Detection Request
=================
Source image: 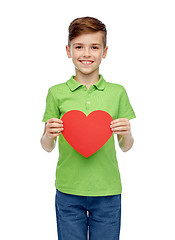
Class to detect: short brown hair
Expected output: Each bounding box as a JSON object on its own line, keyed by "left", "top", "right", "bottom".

{"left": 68, "top": 16, "right": 107, "bottom": 48}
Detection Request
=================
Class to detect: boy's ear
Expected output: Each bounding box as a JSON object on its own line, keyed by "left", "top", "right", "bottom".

{"left": 102, "top": 46, "right": 108, "bottom": 59}
{"left": 66, "top": 45, "right": 72, "bottom": 58}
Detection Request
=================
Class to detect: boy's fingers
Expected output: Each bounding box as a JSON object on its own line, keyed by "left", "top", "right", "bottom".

{"left": 111, "top": 118, "right": 128, "bottom": 124}
{"left": 49, "top": 128, "right": 63, "bottom": 133}
{"left": 114, "top": 126, "right": 130, "bottom": 131}
{"left": 48, "top": 122, "right": 63, "bottom": 128}
{"left": 118, "top": 118, "right": 129, "bottom": 121}
{"left": 111, "top": 122, "right": 127, "bottom": 127}
{"left": 47, "top": 118, "right": 63, "bottom": 123}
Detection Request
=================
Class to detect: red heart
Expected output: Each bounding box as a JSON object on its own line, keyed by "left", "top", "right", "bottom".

{"left": 61, "top": 110, "right": 113, "bottom": 158}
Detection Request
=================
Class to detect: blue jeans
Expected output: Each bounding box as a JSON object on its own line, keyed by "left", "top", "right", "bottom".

{"left": 55, "top": 189, "right": 121, "bottom": 240}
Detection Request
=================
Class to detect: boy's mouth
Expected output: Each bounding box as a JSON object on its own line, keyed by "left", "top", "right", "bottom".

{"left": 79, "top": 60, "right": 94, "bottom": 65}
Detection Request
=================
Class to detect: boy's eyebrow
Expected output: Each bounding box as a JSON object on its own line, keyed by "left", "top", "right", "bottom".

{"left": 73, "top": 43, "right": 102, "bottom": 46}
{"left": 72, "top": 43, "right": 83, "bottom": 46}
{"left": 91, "top": 43, "right": 101, "bottom": 46}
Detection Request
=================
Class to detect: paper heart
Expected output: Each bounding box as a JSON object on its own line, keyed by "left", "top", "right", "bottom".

{"left": 61, "top": 110, "right": 113, "bottom": 158}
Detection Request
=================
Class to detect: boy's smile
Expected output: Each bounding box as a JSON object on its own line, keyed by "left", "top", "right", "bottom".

{"left": 66, "top": 32, "right": 108, "bottom": 77}
{"left": 79, "top": 60, "right": 94, "bottom": 65}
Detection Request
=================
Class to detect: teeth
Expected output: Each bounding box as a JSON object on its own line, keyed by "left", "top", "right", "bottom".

{"left": 81, "top": 61, "right": 93, "bottom": 64}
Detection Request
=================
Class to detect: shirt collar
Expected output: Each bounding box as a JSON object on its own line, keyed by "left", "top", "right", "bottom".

{"left": 66, "top": 74, "right": 106, "bottom": 92}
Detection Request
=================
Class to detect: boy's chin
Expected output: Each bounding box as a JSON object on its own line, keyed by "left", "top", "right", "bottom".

{"left": 75, "top": 67, "right": 99, "bottom": 76}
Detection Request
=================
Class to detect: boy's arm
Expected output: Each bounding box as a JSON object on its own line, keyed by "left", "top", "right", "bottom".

{"left": 111, "top": 118, "right": 134, "bottom": 152}
{"left": 40, "top": 118, "right": 63, "bottom": 152}
{"left": 40, "top": 124, "right": 57, "bottom": 152}
{"left": 117, "top": 132, "right": 134, "bottom": 152}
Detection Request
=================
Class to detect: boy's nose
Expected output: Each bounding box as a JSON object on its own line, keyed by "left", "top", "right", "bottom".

{"left": 83, "top": 48, "right": 91, "bottom": 57}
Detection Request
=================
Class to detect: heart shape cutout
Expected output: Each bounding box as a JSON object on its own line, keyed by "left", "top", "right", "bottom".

{"left": 61, "top": 110, "right": 113, "bottom": 158}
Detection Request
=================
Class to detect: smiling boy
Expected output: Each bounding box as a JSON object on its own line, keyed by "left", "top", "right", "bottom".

{"left": 66, "top": 31, "right": 108, "bottom": 90}
{"left": 41, "top": 17, "right": 136, "bottom": 240}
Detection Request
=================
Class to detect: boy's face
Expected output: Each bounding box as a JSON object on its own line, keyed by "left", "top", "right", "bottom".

{"left": 66, "top": 32, "right": 108, "bottom": 76}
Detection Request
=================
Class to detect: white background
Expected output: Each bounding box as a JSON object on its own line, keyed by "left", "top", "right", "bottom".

{"left": 0, "top": 0, "right": 175, "bottom": 239}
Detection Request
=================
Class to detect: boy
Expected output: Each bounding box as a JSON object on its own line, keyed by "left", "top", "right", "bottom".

{"left": 41, "top": 17, "right": 136, "bottom": 240}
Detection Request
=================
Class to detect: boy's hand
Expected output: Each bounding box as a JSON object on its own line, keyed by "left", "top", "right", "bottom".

{"left": 110, "top": 118, "right": 131, "bottom": 137}
{"left": 45, "top": 118, "right": 64, "bottom": 139}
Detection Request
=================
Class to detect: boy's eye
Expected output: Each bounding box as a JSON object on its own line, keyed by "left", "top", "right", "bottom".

{"left": 75, "top": 46, "right": 82, "bottom": 49}
{"left": 75, "top": 46, "right": 99, "bottom": 50}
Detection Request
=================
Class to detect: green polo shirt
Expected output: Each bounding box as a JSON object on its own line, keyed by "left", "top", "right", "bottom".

{"left": 42, "top": 74, "right": 136, "bottom": 196}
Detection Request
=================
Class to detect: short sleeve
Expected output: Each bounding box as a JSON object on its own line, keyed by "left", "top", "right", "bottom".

{"left": 42, "top": 88, "right": 60, "bottom": 122}
{"left": 117, "top": 87, "right": 136, "bottom": 120}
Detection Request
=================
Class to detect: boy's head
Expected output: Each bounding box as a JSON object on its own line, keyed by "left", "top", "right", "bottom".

{"left": 68, "top": 16, "right": 107, "bottom": 48}
{"left": 66, "top": 17, "right": 108, "bottom": 76}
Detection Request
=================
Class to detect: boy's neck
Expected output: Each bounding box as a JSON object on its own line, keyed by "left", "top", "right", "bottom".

{"left": 74, "top": 69, "right": 100, "bottom": 90}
